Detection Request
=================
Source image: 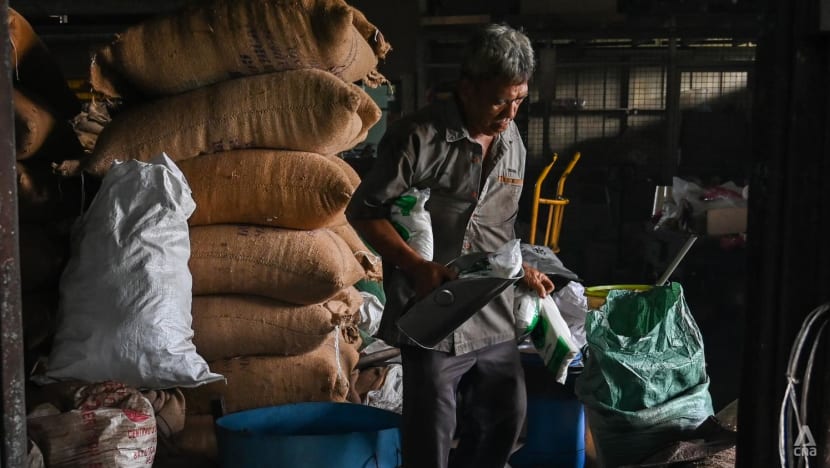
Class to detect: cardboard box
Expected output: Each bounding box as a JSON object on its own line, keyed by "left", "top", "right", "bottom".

{"left": 706, "top": 207, "right": 748, "bottom": 235}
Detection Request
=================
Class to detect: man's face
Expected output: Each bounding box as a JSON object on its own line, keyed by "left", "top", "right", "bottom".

{"left": 459, "top": 76, "right": 529, "bottom": 137}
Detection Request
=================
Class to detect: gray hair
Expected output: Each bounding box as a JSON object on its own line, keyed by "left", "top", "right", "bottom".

{"left": 460, "top": 23, "right": 536, "bottom": 83}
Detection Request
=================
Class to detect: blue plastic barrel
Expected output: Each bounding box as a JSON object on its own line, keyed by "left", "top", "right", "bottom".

{"left": 215, "top": 402, "right": 402, "bottom": 468}
{"left": 510, "top": 351, "right": 586, "bottom": 468}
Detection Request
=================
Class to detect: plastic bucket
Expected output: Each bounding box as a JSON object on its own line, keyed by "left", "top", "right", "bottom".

{"left": 583, "top": 284, "right": 653, "bottom": 309}
{"left": 215, "top": 402, "right": 402, "bottom": 468}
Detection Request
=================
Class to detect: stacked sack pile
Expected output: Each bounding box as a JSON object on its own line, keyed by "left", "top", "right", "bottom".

{"left": 8, "top": 8, "right": 88, "bottom": 374}
{"left": 51, "top": 0, "right": 390, "bottom": 461}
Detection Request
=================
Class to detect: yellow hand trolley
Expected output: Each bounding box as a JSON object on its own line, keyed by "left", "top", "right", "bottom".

{"left": 529, "top": 152, "right": 581, "bottom": 253}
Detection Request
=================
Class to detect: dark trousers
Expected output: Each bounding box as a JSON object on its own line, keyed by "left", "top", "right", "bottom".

{"left": 400, "top": 341, "right": 527, "bottom": 468}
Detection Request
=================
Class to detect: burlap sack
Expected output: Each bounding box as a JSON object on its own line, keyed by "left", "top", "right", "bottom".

{"left": 191, "top": 287, "right": 363, "bottom": 361}
{"left": 179, "top": 150, "right": 358, "bottom": 230}
{"left": 14, "top": 89, "right": 54, "bottom": 159}
{"left": 141, "top": 388, "right": 186, "bottom": 438}
{"left": 13, "top": 89, "right": 84, "bottom": 163}
{"left": 70, "top": 100, "right": 112, "bottom": 154}
{"left": 354, "top": 366, "right": 393, "bottom": 402}
{"left": 8, "top": 9, "right": 80, "bottom": 119}
{"left": 326, "top": 154, "right": 362, "bottom": 190}
{"left": 16, "top": 160, "right": 85, "bottom": 225}
{"left": 173, "top": 414, "right": 218, "bottom": 461}
{"left": 349, "top": 6, "right": 392, "bottom": 61}
{"left": 182, "top": 334, "right": 360, "bottom": 415}
{"left": 329, "top": 216, "right": 383, "bottom": 281}
{"left": 349, "top": 6, "right": 392, "bottom": 87}
{"left": 68, "top": 69, "right": 381, "bottom": 178}
{"left": 89, "top": 0, "right": 382, "bottom": 99}
{"left": 189, "top": 225, "right": 365, "bottom": 305}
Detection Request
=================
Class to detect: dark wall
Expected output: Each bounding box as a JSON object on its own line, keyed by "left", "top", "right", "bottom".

{"left": 738, "top": 0, "right": 830, "bottom": 465}
{"left": 347, "top": 0, "right": 420, "bottom": 82}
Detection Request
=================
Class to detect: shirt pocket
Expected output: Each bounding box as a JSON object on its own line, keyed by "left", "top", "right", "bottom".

{"left": 474, "top": 175, "right": 523, "bottom": 226}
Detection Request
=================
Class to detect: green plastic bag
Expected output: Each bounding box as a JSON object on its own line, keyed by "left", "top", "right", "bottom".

{"left": 575, "top": 283, "right": 713, "bottom": 466}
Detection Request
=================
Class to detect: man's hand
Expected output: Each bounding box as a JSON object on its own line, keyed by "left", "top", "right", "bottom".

{"left": 521, "top": 263, "right": 555, "bottom": 298}
{"left": 401, "top": 259, "right": 457, "bottom": 299}
{"left": 349, "top": 218, "right": 455, "bottom": 299}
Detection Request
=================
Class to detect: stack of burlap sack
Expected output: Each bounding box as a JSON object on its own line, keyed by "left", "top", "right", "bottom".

{"left": 8, "top": 8, "right": 88, "bottom": 376}
{"left": 45, "top": 0, "right": 390, "bottom": 461}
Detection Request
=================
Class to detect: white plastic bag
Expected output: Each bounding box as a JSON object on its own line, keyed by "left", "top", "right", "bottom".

{"left": 515, "top": 289, "right": 580, "bottom": 384}
{"left": 47, "top": 154, "right": 222, "bottom": 389}
{"left": 552, "top": 281, "right": 589, "bottom": 348}
{"left": 513, "top": 288, "right": 540, "bottom": 341}
{"left": 390, "top": 187, "right": 433, "bottom": 260}
{"left": 366, "top": 364, "right": 403, "bottom": 414}
{"left": 458, "top": 238, "right": 523, "bottom": 279}
{"left": 357, "top": 291, "right": 384, "bottom": 336}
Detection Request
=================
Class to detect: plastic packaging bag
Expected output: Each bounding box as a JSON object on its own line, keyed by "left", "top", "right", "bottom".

{"left": 365, "top": 364, "right": 403, "bottom": 414}
{"left": 515, "top": 289, "right": 580, "bottom": 384}
{"left": 357, "top": 290, "right": 384, "bottom": 337}
{"left": 46, "top": 154, "right": 222, "bottom": 389}
{"left": 513, "top": 289, "right": 540, "bottom": 341}
{"left": 457, "top": 238, "right": 522, "bottom": 279}
{"left": 27, "top": 382, "right": 158, "bottom": 467}
{"left": 390, "top": 187, "right": 433, "bottom": 260}
{"left": 552, "top": 281, "right": 589, "bottom": 348}
{"left": 575, "top": 283, "right": 713, "bottom": 466}
{"left": 519, "top": 243, "right": 580, "bottom": 281}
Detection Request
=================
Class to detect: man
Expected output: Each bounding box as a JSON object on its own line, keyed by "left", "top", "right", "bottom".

{"left": 346, "top": 23, "right": 554, "bottom": 468}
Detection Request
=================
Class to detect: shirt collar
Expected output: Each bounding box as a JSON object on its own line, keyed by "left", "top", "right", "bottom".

{"left": 443, "top": 95, "right": 469, "bottom": 143}
{"left": 441, "top": 95, "right": 514, "bottom": 147}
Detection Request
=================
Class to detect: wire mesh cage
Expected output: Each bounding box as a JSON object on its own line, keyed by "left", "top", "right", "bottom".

{"left": 523, "top": 46, "right": 754, "bottom": 163}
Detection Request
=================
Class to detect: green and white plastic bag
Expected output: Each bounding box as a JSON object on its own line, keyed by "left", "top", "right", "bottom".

{"left": 390, "top": 187, "right": 433, "bottom": 260}
{"left": 457, "top": 238, "right": 523, "bottom": 279}
{"left": 515, "top": 289, "right": 580, "bottom": 384}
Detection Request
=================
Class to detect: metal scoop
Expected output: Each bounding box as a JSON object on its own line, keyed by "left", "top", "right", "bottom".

{"left": 396, "top": 252, "right": 524, "bottom": 348}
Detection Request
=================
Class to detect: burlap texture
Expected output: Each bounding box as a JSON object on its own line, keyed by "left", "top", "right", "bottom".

{"left": 325, "top": 154, "right": 362, "bottom": 190}
{"left": 173, "top": 414, "right": 217, "bottom": 461}
{"left": 179, "top": 150, "right": 357, "bottom": 230}
{"left": 141, "top": 388, "right": 187, "bottom": 439}
{"left": 75, "top": 69, "right": 380, "bottom": 177}
{"left": 13, "top": 89, "right": 84, "bottom": 162}
{"left": 182, "top": 334, "right": 359, "bottom": 415}
{"left": 8, "top": 8, "right": 80, "bottom": 119}
{"left": 70, "top": 100, "right": 112, "bottom": 154}
{"left": 189, "top": 225, "right": 364, "bottom": 305}
{"left": 329, "top": 216, "right": 383, "bottom": 281}
{"left": 191, "top": 288, "right": 363, "bottom": 361}
{"left": 349, "top": 6, "right": 392, "bottom": 61}
{"left": 349, "top": 6, "right": 391, "bottom": 87}
{"left": 14, "top": 89, "right": 54, "bottom": 160}
{"left": 16, "top": 160, "right": 85, "bottom": 225}
{"left": 354, "top": 366, "right": 392, "bottom": 402}
{"left": 89, "top": 0, "right": 380, "bottom": 99}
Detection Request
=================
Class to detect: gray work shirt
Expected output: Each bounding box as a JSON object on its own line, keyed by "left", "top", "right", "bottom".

{"left": 347, "top": 97, "right": 526, "bottom": 354}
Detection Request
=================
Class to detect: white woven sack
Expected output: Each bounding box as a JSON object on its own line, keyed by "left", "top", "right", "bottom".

{"left": 46, "top": 153, "right": 222, "bottom": 389}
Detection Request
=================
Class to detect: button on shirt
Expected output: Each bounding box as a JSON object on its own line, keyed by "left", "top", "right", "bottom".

{"left": 346, "top": 97, "right": 526, "bottom": 354}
